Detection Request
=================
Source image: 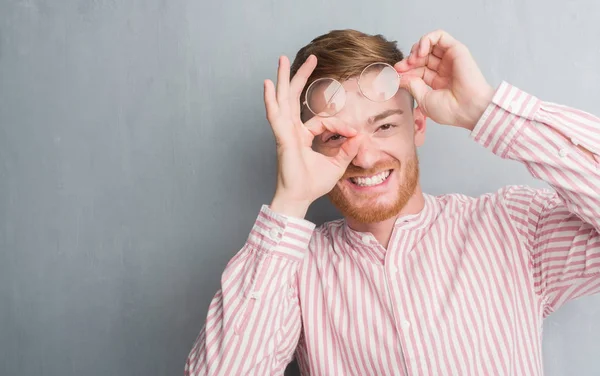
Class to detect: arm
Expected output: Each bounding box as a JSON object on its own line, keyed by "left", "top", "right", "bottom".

{"left": 395, "top": 30, "right": 600, "bottom": 313}
{"left": 184, "top": 205, "right": 315, "bottom": 375}
{"left": 186, "top": 53, "right": 360, "bottom": 375}
{"left": 471, "top": 82, "right": 600, "bottom": 313}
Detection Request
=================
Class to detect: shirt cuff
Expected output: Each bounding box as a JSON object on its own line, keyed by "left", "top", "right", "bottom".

{"left": 471, "top": 81, "right": 542, "bottom": 158}
{"left": 246, "top": 205, "right": 316, "bottom": 262}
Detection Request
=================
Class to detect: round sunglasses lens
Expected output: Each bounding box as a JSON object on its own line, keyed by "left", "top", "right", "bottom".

{"left": 359, "top": 63, "right": 400, "bottom": 102}
{"left": 306, "top": 78, "right": 346, "bottom": 117}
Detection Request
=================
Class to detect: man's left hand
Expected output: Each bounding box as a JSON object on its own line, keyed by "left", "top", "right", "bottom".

{"left": 395, "top": 30, "right": 495, "bottom": 130}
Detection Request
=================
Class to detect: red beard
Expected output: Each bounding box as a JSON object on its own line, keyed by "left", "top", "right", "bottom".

{"left": 327, "top": 152, "right": 419, "bottom": 223}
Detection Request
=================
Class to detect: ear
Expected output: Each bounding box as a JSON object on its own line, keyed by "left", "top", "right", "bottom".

{"left": 413, "top": 106, "right": 427, "bottom": 147}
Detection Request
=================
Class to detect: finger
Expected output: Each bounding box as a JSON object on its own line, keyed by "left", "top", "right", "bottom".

{"left": 404, "top": 53, "right": 441, "bottom": 72}
{"left": 426, "top": 54, "right": 441, "bottom": 72}
{"left": 304, "top": 116, "right": 357, "bottom": 138}
{"left": 418, "top": 29, "right": 458, "bottom": 57}
{"left": 302, "top": 116, "right": 326, "bottom": 135}
{"left": 333, "top": 134, "right": 362, "bottom": 167}
{"left": 276, "top": 56, "right": 291, "bottom": 105}
{"left": 399, "top": 66, "right": 439, "bottom": 88}
{"left": 417, "top": 34, "right": 431, "bottom": 58}
{"left": 408, "top": 54, "right": 427, "bottom": 69}
{"left": 432, "top": 45, "right": 445, "bottom": 59}
{"left": 395, "top": 41, "right": 421, "bottom": 72}
{"left": 397, "top": 30, "right": 455, "bottom": 72}
{"left": 264, "top": 79, "right": 286, "bottom": 140}
{"left": 290, "top": 55, "right": 317, "bottom": 98}
{"left": 324, "top": 121, "right": 358, "bottom": 139}
{"left": 407, "top": 42, "right": 419, "bottom": 65}
{"left": 410, "top": 41, "right": 418, "bottom": 54}
{"left": 395, "top": 55, "right": 426, "bottom": 74}
{"left": 399, "top": 75, "right": 431, "bottom": 105}
{"left": 394, "top": 58, "right": 410, "bottom": 73}
{"left": 264, "top": 79, "right": 279, "bottom": 122}
{"left": 290, "top": 55, "right": 318, "bottom": 121}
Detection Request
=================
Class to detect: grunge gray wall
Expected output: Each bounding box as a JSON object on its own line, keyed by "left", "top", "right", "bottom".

{"left": 1, "top": 0, "right": 599, "bottom": 375}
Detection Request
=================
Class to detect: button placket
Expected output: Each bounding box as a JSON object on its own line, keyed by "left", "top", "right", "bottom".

{"left": 558, "top": 148, "right": 569, "bottom": 158}
{"left": 386, "top": 228, "right": 419, "bottom": 375}
{"left": 249, "top": 291, "right": 261, "bottom": 300}
{"left": 269, "top": 228, "right": 281, "bottom": 240}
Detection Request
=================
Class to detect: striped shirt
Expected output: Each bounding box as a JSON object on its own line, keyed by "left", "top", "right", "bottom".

{"left": 185, "top": 82, "right": 600, "bottom": 375}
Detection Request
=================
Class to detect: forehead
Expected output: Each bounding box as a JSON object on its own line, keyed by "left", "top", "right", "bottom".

{"left": 330, "top": 79, "right": 413, "bottom": 126}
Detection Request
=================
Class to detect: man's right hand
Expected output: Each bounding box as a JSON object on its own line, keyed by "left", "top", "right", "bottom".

{"left": 263, "top": 55, "right": 361, "bottom": 218}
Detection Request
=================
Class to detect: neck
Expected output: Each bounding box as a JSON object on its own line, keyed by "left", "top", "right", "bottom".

{"left": 345, "top": 185, "right": 426, "bottom": 248}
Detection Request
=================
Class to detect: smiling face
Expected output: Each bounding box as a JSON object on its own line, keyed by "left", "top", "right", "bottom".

{"left": 311, "top": 79, "right": 426, "bottom": 224}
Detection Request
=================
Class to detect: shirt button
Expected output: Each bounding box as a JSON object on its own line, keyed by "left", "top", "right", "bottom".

{"left": 249, "top": 291, "right": 261, "bottom": 300}
{"left": 391, "top": 266, "right": 398, "bottom": 274}
{"left": 361, "top": 235, "right": 371, "bottom": 244}
{"left": 269, "top": 228, "right": 280, "bottom": 239}
{"left": 571, "top": 138, "right": 580, "bottom": 146}
{"left": 558, "top": 148, "right": 569, "bottom": 158}
{"left": 402, "top": 320, "right": 411, "bottom": 329}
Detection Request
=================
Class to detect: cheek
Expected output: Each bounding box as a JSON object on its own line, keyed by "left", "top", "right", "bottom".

{"left": 373, "top": 133, "right": 415, "bottom": 156}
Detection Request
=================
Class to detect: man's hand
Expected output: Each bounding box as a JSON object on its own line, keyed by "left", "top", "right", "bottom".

{"left": 395, "top": 30, "right": 495, "bottom": 130}
{"left": 264, "top": 55, "right": 361, "bottom": 218}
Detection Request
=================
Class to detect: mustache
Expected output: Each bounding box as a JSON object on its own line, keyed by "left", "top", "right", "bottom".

{"left": 342, "top": 160, "right": 401, "bottom": 179}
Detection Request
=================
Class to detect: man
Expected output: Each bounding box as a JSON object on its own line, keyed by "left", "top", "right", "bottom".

{"left": 185, "top": 29, "right": 600, "bottom": 375}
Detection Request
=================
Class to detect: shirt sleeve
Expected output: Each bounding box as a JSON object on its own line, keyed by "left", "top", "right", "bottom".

{"left": 471, "top": 81, "right": 600, "bottom": 315}
{"left": 184, "top": 205, "right": 315, "bottom": 375}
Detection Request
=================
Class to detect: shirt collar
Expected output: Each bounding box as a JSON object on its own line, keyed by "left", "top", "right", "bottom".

{"left": 392, "top": 193, "right": 439, "bottom": 230}
{"left": 341, "top": 193, "right": 440, "bottom": 264}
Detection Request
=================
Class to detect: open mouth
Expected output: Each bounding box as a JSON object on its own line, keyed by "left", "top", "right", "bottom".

{"left": 348, "top": 170, "right": 392, "bottom": 187}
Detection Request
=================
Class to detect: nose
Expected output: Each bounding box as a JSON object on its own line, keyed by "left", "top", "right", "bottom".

{"left": 351, "top": 136, "right": 379, "bottom": 169}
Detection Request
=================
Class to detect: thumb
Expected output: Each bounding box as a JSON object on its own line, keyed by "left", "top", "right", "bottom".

{"left": 400, "top": 75, "right": 430, "bottom": 106}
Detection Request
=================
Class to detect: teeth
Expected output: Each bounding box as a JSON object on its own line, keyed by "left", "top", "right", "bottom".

{"left": 350, "top": 170, "right": 391, "bottom": 187}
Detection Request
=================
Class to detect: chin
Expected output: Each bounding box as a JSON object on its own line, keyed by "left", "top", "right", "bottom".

{"left": 328, "top": 188, "right": 412, "bottom": 224}
{"left": 329, "top": 153, "right": 420, "bottom": 224}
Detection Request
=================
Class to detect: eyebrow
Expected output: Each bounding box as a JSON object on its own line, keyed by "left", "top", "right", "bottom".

{"left": 368, "top": 109, "right": 404, "bottom": 124}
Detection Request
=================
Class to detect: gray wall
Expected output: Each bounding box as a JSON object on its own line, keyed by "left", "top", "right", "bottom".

{"left": 1, "top": 0, "right": 599, "bottom": 375}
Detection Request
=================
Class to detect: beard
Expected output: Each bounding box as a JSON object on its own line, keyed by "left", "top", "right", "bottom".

{"left": 327, "top": 152, "right": 420, "bottom": 224}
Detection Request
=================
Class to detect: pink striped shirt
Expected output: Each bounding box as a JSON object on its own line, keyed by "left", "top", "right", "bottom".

{"left": 185, "top": 82, "right": 600, "bottom": 375}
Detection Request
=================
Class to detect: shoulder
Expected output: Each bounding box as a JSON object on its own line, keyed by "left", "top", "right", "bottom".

{"left": 304, "top": 218, "right": 347, "bottom": 258}
{"left": 311, "top": 218, "right": 345, "bottom": 244}
{"left": 432, "top": 185, "right": 558, "bottom": 223}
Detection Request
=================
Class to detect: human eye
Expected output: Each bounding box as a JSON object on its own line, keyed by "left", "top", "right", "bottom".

{"left": 325, "top": 134, "right": 346, "bottom": 143}
{"left": 378, "top": 123, "right": 397, "bottom": 132}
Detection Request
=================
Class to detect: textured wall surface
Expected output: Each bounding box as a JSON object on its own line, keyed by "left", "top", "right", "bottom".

{"left": 1, "top": 0, "right": 599, "bottom": 375}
